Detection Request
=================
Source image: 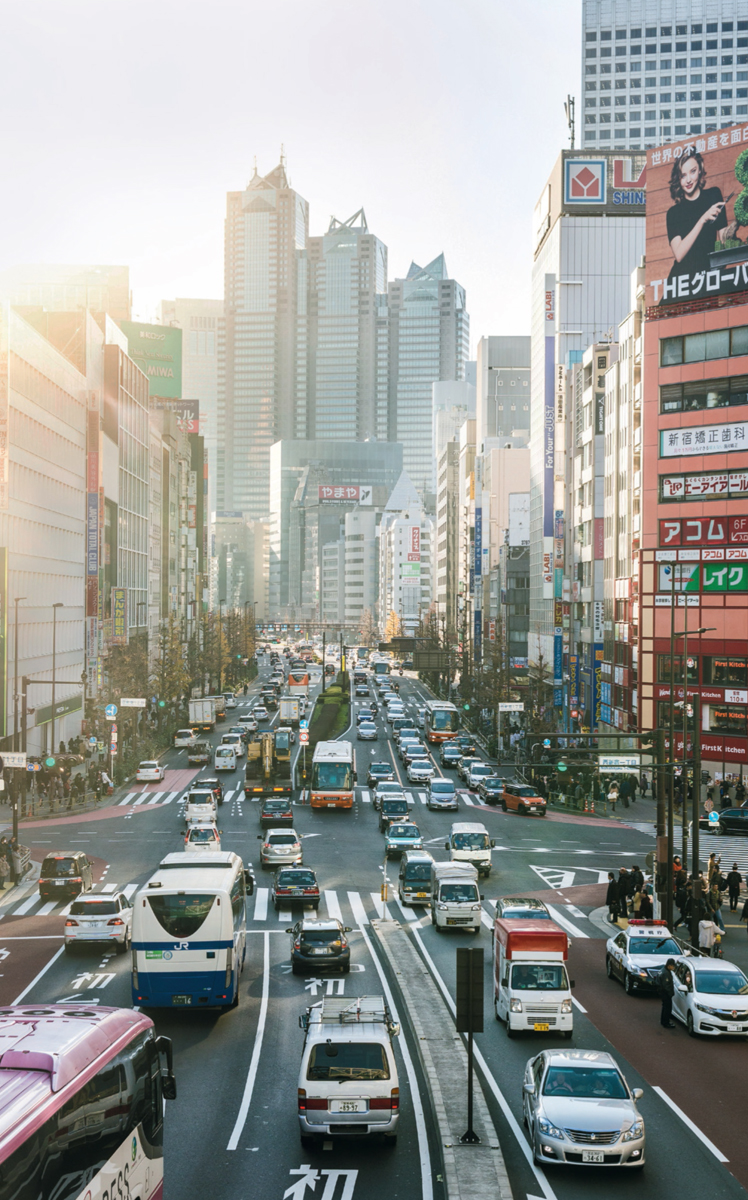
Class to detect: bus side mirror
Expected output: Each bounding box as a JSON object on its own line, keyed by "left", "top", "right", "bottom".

{"left": 161, "top": 1071, "right": 177, "bottom": 1101}
{"left": 444, "top": 841, "right": 449, "bottom": 850}
{"left": 244, "top": 870, "right": 255, "bottom": 895}
{"left": 490, "top": 840, "right": 496, "bottom": 848}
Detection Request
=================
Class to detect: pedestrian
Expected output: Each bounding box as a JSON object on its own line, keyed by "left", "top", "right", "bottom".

{"left": 709, "top": 881, "right": 726, "bottom": 933}
{"left": 673, "top": 856, "right": 685, "bottom": 889}
{"left": 605, "top": 872, "right": 619, "bottom": 923}
{"left": 639, "top": 770, "right": 649, "bottom": 797}
{"left": 699, "top": 917, "right": 719, "bottom": 956}
{"left": 707, "top": 852, "right": 722, "bottom": 886}
{"left": 607, "top": 781, "right": 619, "bottom": 813}
{"left": 0, "top": 837, "right": 10, "bottom": 890}
{"left": 619, "top": 775, "right": 632, "bottom": 809}
{"left": 631, "top": 884, "right": 643, "bottom": 918}
{"left": 658, "top": 959, "right": 677, "bottom": 1028}
{"left": 737, "top": 779, "right": 746, "bottom": 806}
{"left": 9, "top": 838, "right": 20, "bottom": 886}
{"left": 727, "top": 863, "right": 743, "bottom": 911}
{"left": 640, "top": 883, "right": 653, "bottom": 920}
{"left": 631, "top": 863, "right": 644, "bottom": 892}
{"left": 673, "top": 877, "right": 690, "bottom": 929}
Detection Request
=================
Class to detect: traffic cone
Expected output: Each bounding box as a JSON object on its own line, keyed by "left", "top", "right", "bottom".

{"left": 589, "top": 796, "right": 595, "bottom": 813}
{"left": 583, "top": 796, "right": 589, "bottom": 813}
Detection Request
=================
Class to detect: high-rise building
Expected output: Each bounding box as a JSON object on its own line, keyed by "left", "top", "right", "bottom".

{"left": 219, "top": 160, "right": 309, "bottom": 519}
{"left": 432, "top": 377, "right": 476, "bottom": 488}
{"left": 378, "top": 473, "right": 433, "bottom": 634}
{"left": 0, "top": 264, "right": 131, "bottom": 322}
{"left": 581, "top": 0, "right": 748, "bottom": 152}
{"left": 384, "top": 256, "right": 469, "bottom": 498}
{"left": 302, "top": 210, "right": 387, "bottom": 442}
{"left": 476, "top": 336, "right": 531, "bottom": 445}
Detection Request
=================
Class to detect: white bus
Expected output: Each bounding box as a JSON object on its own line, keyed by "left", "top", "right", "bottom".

{"left": 310, "top": 740, "right": 356, "bottom": 810}
{"left": 424, "top": 700, "right": 460, "bottom": 743}
{"left": 0, "top": 1005, "right": 176, "bottom": 1200}
{"left": 132, "top": 851, "right": 253, "bottom": 1010}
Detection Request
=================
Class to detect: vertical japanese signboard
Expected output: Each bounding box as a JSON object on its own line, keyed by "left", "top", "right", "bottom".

{"left": 543, "top": 276, "right": 556, "bottom": 598}
{"left": 111, "top": 588, "right": 128, "bottom": 645}
{"left": 408, "top": 525, "right": 421, "bottom": 562}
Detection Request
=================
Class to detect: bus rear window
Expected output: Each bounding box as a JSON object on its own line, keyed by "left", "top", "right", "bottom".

{"left": 147, "top": 894, "right": 214, "bottom": 937}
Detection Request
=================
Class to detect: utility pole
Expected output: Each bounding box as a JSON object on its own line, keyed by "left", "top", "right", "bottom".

{"left": 321, "top": 632, "right": 326, "bottom": 694}
{"left": 691, "top": 693, "right": 702, "bottom": 948}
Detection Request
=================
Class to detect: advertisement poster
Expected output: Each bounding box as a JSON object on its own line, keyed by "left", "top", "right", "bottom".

{"left": 544, "top": 276, "right": 555, "bottom": 538}
{"left": 120, "top": 321, "right": 182, "bottom": 399}
{"left": 646, "top": 129, "right": 748, "bottom": 309}
{"left": 111, "top": 587, "right": 128, "bottom": 645}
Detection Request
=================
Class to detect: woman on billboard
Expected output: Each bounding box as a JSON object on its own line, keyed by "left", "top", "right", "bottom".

{"left": 666, "top": 147, "right": 736, "bottom": 282}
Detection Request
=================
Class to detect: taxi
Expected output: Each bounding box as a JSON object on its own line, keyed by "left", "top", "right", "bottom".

{"left": 605, "top": 919, "right": 687, "bottom": 995}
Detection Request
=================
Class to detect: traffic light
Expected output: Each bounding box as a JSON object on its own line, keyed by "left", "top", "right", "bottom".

{"left": 45, "top": 756, "right": 56, "bottom": 768}
{"left": 556, "top": 756, "right": 569, "bottom": 773}
{"left": 158, "top": 700, "right": 166, "bottom": 708}
{"left": 463, "top": 703, "right": 470, "bottom": 711}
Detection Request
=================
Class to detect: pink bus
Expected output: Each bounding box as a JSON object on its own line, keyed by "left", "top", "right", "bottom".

{"left": 0, "top": 1004, "right": 176, "bottom": 1200}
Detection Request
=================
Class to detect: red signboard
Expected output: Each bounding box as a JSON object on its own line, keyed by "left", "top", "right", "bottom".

{"left": 407, "top": 525, "right": 421, "bottom": 562}
{"left": 594, "top": 517, "right": 604, "bottom": 559}
{"left": 659, "top": 516, "right": 748, "bottom": 547}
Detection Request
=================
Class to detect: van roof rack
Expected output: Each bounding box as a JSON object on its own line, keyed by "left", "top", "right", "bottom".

{"left": 306, "top": 996, "right": 392, "bottom": 1026}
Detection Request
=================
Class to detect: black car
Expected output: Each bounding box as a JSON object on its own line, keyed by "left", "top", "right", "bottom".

{"left": 367, "top": 761, "right": 395, "bottom": 787}
{"left": 272, "top": 867, "right": 320, "bottom": 911}
{"left": 260, "top": 797, "right": 294, "bottom": 827}
{"left": 355, "top": 684, "right": 370, "bottom": 697}
{"left": 454, "top": 735, "right": 477, "bottom": 755}
{"left": 39, "top": 851, "right": 94, "bottom": 901}
{"left": 700, "top": 806, "right": 748, "bottom": 836}
{"left": 196, "top": 776, "right": 224, "bottom": 804}
{"left": 440, "top": 744, "right": 463, "bottom": 768}
{"left": 287, "top": 917, "right": 352, "bottom": 974}
{"left": 477, "top": 776, "right": 505, "bottom": 803}
{"left": 357, "top": 708, "right": 376, "bottom": 725}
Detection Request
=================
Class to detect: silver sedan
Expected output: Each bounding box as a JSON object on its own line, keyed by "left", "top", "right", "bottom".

{"left": 258, "top": 827, "right": 303, "bottom": 869}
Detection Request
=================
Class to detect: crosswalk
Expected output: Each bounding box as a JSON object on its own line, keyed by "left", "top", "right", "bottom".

{"left": 357, "top": 787, "right": 485, "bottom": 808}
{"left": 697, "top": 835, "right": 748, "bottom": 877}
{"left": 5, "top": 881, "right": 141, "bottom": 921}
{"left": 250, "top": 886, "right": 426, "bottom": 926}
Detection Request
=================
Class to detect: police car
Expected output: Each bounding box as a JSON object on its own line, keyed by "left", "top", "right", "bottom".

{"left": 605, "top": 919, "right": 687, "bottom": 995}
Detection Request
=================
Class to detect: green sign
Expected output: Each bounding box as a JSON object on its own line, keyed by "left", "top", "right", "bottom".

{"left": 400, "top": 563, "right": 421, "bottom": 578}
{"left": 120, "top": 320, "right": 182, "bottom": 399}
{"left": 34, "top": 694, "right": 83, "bottom": 728}
{"left": 44, "top": 756, "right": 56, "bottom": 768}
{"left": 686, "top": 563, "right": 748, "bottom": 593}
{"left": 145, "top": 950, "right": 163, "bottom": 960}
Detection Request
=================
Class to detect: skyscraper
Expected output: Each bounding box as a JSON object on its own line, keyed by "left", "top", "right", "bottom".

{"left": 384, "top": 256, "right": 469, "bottom": 499}
{"left": 219, "top": 160, "right": 309, "bottom": 518}
{"left": 581, "top": 0, "right": 748, "bottom": 152}
{"left": 302, "top": 209, "right": 387, "bottom": 441}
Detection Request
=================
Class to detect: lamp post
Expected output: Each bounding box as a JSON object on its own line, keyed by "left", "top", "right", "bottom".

{"left": 50, "top": 603, "right": 63, "bottom": 759}
{"left": 673, "top": 624, "right": 714, "bottom": 943}
{"left": 13, "top": 597, "right": 26, "bottom": 753}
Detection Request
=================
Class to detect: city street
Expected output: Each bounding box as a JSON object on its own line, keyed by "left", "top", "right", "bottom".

{"left": 1, "top": 660, "right": 746, "bottom": 1200}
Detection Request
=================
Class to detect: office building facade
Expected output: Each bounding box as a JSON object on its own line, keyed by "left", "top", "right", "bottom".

{"left": 476, "top": 336, "right": 531, "bottom": 445}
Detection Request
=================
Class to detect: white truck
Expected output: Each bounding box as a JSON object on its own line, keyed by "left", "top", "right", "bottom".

{"left": 429, "top": 861, "right": 483, "bottom": 933}
{"left": 493, "top": 918, "right": 574, "bottom": 1038}
{"left": 444, "top": 821, "right": 495, "bottom": 878}
{"left": 189, "top": 698, "right": 215, "bottom": 733}
{"left": 297, "top": 996, "right": 400, "bottom": 1145}
{"left": 279, "top": 695, "right": 300, "bottom": 727}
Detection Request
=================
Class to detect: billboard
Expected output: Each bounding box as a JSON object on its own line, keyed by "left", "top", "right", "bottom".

{"left": 408, "top": 525, "right": 421, "bottom": 562}
{"left": 646, "top": 129, "right": 748, "bottom": 311}
{"left": 119, "top": 321, "right": 182, "bottom": 399}
{"left": 111, "top": 587, "right": 128, "bottom": 645}
{"left": 508, "top": 493, "right": 529, "bottom": 547}
{"left": 152, "top": 398, "right": 200, "bottom": 433}
{"left": 659, "top": 516, "right": 748, "bottom": 545}
{"left": 317, "top": 485, "right": 372, "bottom": 504}
{"left": 563, "top": 154, "right": 646, "bottom": 212}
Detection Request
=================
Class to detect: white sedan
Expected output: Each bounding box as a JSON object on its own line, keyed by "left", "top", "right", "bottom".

{"left": 672, "top": 957, "right": 748, "bottom": 1037}
{"left": 64, "top": 892, "right": 133, "bottom": 953}
{"left": 184, "top": 824, "right": 222, "bottom": 853}
{"left": 407, "top": 756, "right": 435, "bottom": 783}
{"left": 174, "top": 729, "right": 198, "bottom": 748}
{"left": 136, "top": 761, "right": 166, "bottom": 782}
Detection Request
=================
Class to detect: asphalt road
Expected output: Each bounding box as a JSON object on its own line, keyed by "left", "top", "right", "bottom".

{"left": 0, "top": 656, "right": 746, "bottom": 1200}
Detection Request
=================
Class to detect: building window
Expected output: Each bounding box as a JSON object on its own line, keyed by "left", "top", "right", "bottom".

{"left": 661, "top": 325, "right": 748, "bottom": 367}
{"left": 660, "top": 373, "right": 748, "bottom": 413}
{"left": 704, "top": 656, "right": 748, "bottom": 686}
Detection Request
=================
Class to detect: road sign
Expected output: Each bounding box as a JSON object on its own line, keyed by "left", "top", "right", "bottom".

{"left": 708, "top": 810, "right": 721, "bottom": 824}
{"left": 498, "top": 702, "right": 524, "bottom": 713}
{"left": 543, "top": 739, "right": 551, "bottom": 747}
{"left": 89, "top": 736, "right": 98, "bottom": 746}
{"left": 299, "top": 731, "right": 309, "bottom": 744}
{"left": 299, "top": 720, "right": 308, "bottom": 730}
{"left": 26, "top": 763, "right": 41, "bottom": 772}
{"left": 598, "top": 753, "right": 641, "bottom": 773}
{"left": 1, "top": 753, "right": 26, "bottom": 769}
{"left": 110, "top": 729, "right": 118, "bottom": 743}
{"left": 120, "top": 697, "right": 146, "bottom": 708}
{"left": 104, "top": 704, "right": 118, "bottom": 719}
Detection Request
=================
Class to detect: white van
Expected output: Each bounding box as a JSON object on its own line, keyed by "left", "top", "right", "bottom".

{"left": 214, "top": 745, "right": 237, "bottom": 772}
{"left": 221, "top": 732, "right": 245, "bottom": 759}
{"left": 444, "top": 821, "right": 495, "bottom": 877}
{"left": 184, "top": 788, "right": 218, "bottom": 827}
{"left": 298, "top": 996, "right": 400, "bottom": 1144}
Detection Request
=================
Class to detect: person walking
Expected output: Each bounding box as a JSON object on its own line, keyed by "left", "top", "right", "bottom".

{"left": 605, "top": 872, "right": 619, "bottom": 924}
{"left": 9, "top": 838, "right": 21, "bottom": 886}
{"left": 707, "top": 852, "right": 722, "bottom": 887}
{"left": 631, "top": 863, "right": 644, "bottom": 892}
{"left": 0, "top": 838, "right": 10, "bottom": 890}
{"left": 658, "top": 959, "right": 677, "bottom": 1028}
{"left": 607, "top": 781, "right": 619, "bottom": 814}
{"left": 673, "top": 876, "right": 690, "bottom": 929}
{"left": 639, "top": 770, "right": 649, "bottom": 798}
{"left": 699, "top": 916, "right": 719, "bottom": 956}
{"left": 727, "top": 863, "right": 743, "bottom": 912}
{"left": 640, "top": 882, "right": 654, "bottom": 920}
{"left": 709, "top": 881, "right": 726, "bottom": 933}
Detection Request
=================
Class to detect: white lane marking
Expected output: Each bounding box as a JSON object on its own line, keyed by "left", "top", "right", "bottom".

{"left": 37, "top": 902, "right": 57, "bottom": 916}
{"left": 119, "top": 793, "right": 137, "bottom": 806}
{"left": 147, "top": 792, "right": 164, "bottom": 805}
{"left": 14, "top": 894, "right": 43, "bottom": 916}
{"left": 227, "top": 930, "right": 270, "bottom": 1151}
{"left": 355, "top": 926, "right": 433, "bottom": 1200}
{"left": 409, "top": 925, "right": 559, "bottom": 1200}
{"left": 544, "top": 903, "right": 589, "bottom": 939}
{"left": 652, "top": 1085, "right": 728, "bottom": 1161}
{"left": 277, "top": 909, "right": 292, "bottom": 922}
{"left": 347, "top": 891, "right": 369, "bottom": 926}
{"left": 324, "top": 891, "right": 343, "bottom": 922}
{"left": 132, "top": 795, "right": 149, "bottom": 807}
{"left": 480, "top": 909, "right": 493, "bottom": 931}
{"left": 101, "top": 884, "right": 116, "bottom": 893}
{"left": 418, "top": 792, "right": 428, "bottom": 805}
{"left": 360, "top": 789, "right": 371, "bottom": 804}
{"left": 123, "top": 884, "right": 138, "bottom": 900}
{"left": 394, "top": 896, "right": 418, "bottom": 922}
{"left": 370, "top": 892, "right": 392, "bottom": 920}
{"left": 12, "top": 945, "right": 66, "bottom": 1004}
{"left": 566, "top": 903, "right": 586, "bottom": 919}
{"left": 253, "top": 888, "right": 268, "bottom": 921}
{"left": 571, "top": 996, "right": 588, "bottom": 1014}
{"left": 163, "top": 791, "right": 179, "bottom": 805}
{"left": 224, "top": 790, "right": 236, "bottom": 803}
{"left": 462, "top": 795, "right": 475, "bottom": 806}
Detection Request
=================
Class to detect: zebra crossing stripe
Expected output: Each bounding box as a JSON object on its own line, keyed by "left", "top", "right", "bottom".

{"left": 119, "top": 793, "right": 137, "bottom": 806}
{"left": 37, "top": 901, "right": 57, "bottom": 917}
{"left": 347, "top": 891, "right": 369, "bottom": 926}
{"left": 101, "top": 884, "right": 116, "bottom": 893}
{"left": 277, "top": 908, "right": 292, "bottom": 922}
{"left": 14, "top": 894, "right": 42, "bottom": 916}
{"left": 462, "top": 795, "right": 475, "bottom": 806}
{"left": 394, "top": 896, "right": 418, "bottom": 922}
{"left": 324, "top": 890, "right": 343, "bottom": 922}
{"left": 162, "top": 791, "right": 180, "bottom": 805}
{"left": 361, "top": 789, "right": 371, "bottom": 804}
{"left": 254, "top": 888, "right": 268, "bottom": 921}
{"left": 418, "top": 792, "right": 428, "bottom": 805}
{"left": 147, "top": 792, "right": 164, "bottom": 805}
{"left": 132, "top": 794, "right": 149, "bottom": 807}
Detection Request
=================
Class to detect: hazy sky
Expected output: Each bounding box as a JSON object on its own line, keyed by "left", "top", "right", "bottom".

{"left": 2, "top": 0, "right": 580, "bottom": 349}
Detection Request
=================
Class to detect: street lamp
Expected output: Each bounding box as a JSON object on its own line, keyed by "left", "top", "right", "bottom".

{"left": 13, "top": 597, "right": 26, "bottom": 753}
{"left": 51, "top": 603, "right": 63, "bottom": 759}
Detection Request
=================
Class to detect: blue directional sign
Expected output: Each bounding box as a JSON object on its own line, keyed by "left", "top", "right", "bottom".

{"left": 105, "top": 704, "right": 118, "bottom": 719}
{"left": 88, "top": 736, "right": 98, "bottom": 746}
{"left": 543, "top": 738, "right": 551, "bottom": 748}
{"left": 708, "top": 810, "right": 721, "bottom": 824}
{"left": 299, "top": 720, "right": 309, "bottom": 730}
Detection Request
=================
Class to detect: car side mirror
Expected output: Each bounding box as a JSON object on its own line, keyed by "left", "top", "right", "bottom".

{"left": 344, "top": 926, "right": 352, "bottom": 933}
{"left": 570, "top": 980, "right": 576, "bottom": 989}
{"left": 285, "top": 927, "right": 294, "bottom": 933}
{"left": 490, "top": 840, "right": 496, "bottom": 848}
{"left": 480, "top": 895, "right": 485, "bottom": 901}
{"left": 523, "top": 1082, "right": 536, "bottom": 1095}
{"left": 677, "top": 982, "right": 688, "bottom": 992}
{"left": 257, "top": 835, "right": 262, "bottom": 840}
{"left": 444, "top": 841, "right": 449, "bottom": 850}
{"left": 161, "top": 1070, "right": 177, "bottom": 1101}
{"left": 632, "top": 1088, "right": 643, "bottom": 1101}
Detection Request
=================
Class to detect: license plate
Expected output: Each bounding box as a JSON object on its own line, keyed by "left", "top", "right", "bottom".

{"left": 172, "top": 995, "right": 192, "bottom": 1006}
{"left": 311, "top": 948, "right": 329, "bottom": 955}
{"left": 327, "top": 803, "right": 336, "bottom": 808}
{"left": 727, "top": 1023, "right": 742, "bottom": 1032}
{"left": 582, "top": 1151, "right": 605, "bottom": 1163}
{"left": 55, "top": 880, "right": 66, "bottom": 886}
{"left": 290, "top": 890, "right": 302, "bottom": 896}
{"left": 447, "top": 918, "right": 470, "bottom": 925}
{"left": 533, "top": 1022, "right": 550, "bottom": 1032}
{"left": 330, "top": 1100, "right": 365, "bottom": 1113}
{"left": 416, "top": 892, "right": 428, "bottom": 898}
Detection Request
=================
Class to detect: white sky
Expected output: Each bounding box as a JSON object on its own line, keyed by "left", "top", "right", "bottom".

{"left": 2, "top": 0, "right": 580, "bottom": 350}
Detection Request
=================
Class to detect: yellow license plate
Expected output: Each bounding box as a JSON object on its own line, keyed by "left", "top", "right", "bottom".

{"left": 533, "top": 1022, "right": 550, "bottom": 1032}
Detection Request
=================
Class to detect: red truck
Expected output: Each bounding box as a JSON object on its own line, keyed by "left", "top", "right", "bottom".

{"left": 493, "top": 918, "right": 573, "bottom": 1037}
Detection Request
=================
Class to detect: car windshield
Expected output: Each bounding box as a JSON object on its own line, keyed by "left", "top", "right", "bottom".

{"left": 279, "top": 871, "right": 316, "bottom": 887}
{"left": 471, "top": 766, "right": 492, "bottom": 776}
{"left": 628, "top": 937, "right": 681, "bottom": 955}
{"left": 543, "top": 1067, "right": 627, "bottom": 1100}
{"left": 189, "top": 828, "right": 218, "bottom": 842}
{"left": 70, "top": 900, "right": 117, "bottom": 915}
{"left": 440, "top": 884, "right": 479, "bottom": 903}
{"left": 512, "top": 787, "right": 541, "bottom": 798}
{"left": 300, "top": 927, "right": 342, "bottom": 944}
{"left": 312, "top": 763, "right": 353, "bottom": 790}
{"left": 503, "top": 907, "right": 550, "bottom": 920}
{"left": 404, "top": 864, "right": 431, "bottom": 882}
{"left": 148, "top": 893, "right": 215, "bottom": 938}
{"left": 370, "top": 765, "right": 389, "bottom": 775}
{"left": 511, "top": 964, "right": 569, "bottom": 991}
{"left": 432, "top": 783, "right": 455, "bottom": 794}
{"left": 382, "top": 801, "right": 408, "bottom": 813}
{"left": 483, "top": 779, "right": 503, "bottom": 789}
{"left": 307, "top": 1043, "right": 389, "bottom": 1081}
{"left": 389, "top": 826, "right": 419, "bottom": 838}
{"left": 452, "top": 833, "right": 489, "bottom": 850}
{"left": 360, "top": 723, "right": 376, "bottom": 730}
{"left": 41, "top": 858, "right": 78, "bottom": 878}
{"left": 695, "top": 971, "right": 748, "bottom": 994}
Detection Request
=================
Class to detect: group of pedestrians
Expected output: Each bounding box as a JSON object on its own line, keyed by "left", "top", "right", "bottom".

{"left": 605, "top": 864, "right": 652, "bottom": 922}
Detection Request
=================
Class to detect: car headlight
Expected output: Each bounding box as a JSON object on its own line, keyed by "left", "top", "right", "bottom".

{"left": 510, "top": 998, "right": 523, "bottom": 1013}
{"left": 621, "top": 1121, "right": 644, "bottom": 1143}
{"left": 537, "top": 1117, "right": 565, "bottom": 1140}
{"left": 438, "top": 903, "right": 448, "bottom": 910}
{"left": 472, "top": 903, "right": 481, "bottom": 911}
{"left": 560, "top": 998, "right": 573, "bottom": 1014}
{"left": 696, "top": 1003, "right": 719, "bottom": 1015}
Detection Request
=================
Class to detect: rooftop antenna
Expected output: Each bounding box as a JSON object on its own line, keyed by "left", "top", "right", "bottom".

{"left": 280, "top": 142, "right": 286, "bottom": 167}
{"left": 564, "top": 94, "right": 575, "bottom": 149}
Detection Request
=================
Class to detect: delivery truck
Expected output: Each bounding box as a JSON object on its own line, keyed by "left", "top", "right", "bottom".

{"left": 444, "top": 821, "right": 495, "bottom": 877}
{"left": 429, "top": 861, "right": 483, "bottom": 933}
{"left": 279, "top": 695, "right": 301, "bottom": 727}
{"left": 189, "top": 698, "right": 216, "bottom": 733}
{"left": 493, "top": 918, "right": 573, "bottom": 1038}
